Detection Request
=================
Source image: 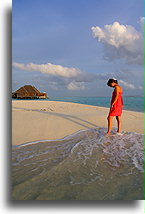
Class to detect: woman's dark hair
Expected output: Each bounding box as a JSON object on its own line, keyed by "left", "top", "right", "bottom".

{"left": 107, "top": 79, "right": 118, "bottom": 86}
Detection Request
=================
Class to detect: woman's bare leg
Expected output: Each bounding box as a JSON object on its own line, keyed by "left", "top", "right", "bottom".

{"left": 116, "top": 116, "right": 121, "bottom": 133}
{"left": 107, "top": 116, "right": 113, "bottom": 134}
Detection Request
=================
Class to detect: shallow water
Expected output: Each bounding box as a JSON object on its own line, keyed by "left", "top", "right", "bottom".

{"left": 12, "top": 96, "right": 144, "bottom": 112}
{"left": 12, "top": 127, "right": 144, "bottom": 200}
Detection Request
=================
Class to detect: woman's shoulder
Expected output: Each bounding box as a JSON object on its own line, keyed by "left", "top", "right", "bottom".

{"left": 115, "top": 85, "right": 123, "bottom": 93}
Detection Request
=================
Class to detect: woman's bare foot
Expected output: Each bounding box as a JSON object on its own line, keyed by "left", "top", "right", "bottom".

{"left": 105, "top": 132, "right": 110, "bottom": 136}
{"left": 116, "top": 132, "right": 123, "bottom": 135}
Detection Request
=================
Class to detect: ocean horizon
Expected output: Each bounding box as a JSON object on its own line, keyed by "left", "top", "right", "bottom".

{"left": 13, "top": 96, "right": 144, "bottom": 113}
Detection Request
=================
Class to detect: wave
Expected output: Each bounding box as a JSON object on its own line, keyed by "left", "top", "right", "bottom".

{"left": 12, "top": 127, "right": 144, "bottom": 200}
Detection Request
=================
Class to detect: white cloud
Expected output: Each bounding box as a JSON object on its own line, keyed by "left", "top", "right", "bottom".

{"left": 67, "top": 82, "right": 85, "bottom": 90}
{"left": 139, "top": 17, "right": 144, "bottom": 30}
{"left": 119, "top": 80, "right": 135, "bottom": 89}
{"left": 12, "top": 61, "right": 111, "bottom": 83}
{"left": 13, "top": 61, "right": 142, "bottom": 92}
{"left": 138, "top": 86, "right": 143, "bottom": 90}
{"left": 13, "top": 62, "right": 88, "bottom": 91}
{"left": 91, "top": 19, "right": 143, "bottom": 64}
{"left": 12, "top": 62, "right": 81, "bottom": 78}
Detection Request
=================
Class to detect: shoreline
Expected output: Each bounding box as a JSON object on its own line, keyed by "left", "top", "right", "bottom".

{"left": 12, "top": 100, "right": 144, "bottom": 146}
{"left": 12, "top": 98, "right": 144, "bottom": 113}
{"left": 13, "top": 128, "right": 143, "bottom": 149}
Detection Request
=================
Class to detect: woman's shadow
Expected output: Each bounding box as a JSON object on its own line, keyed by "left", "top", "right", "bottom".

{"left": 13, "top": 106, "right": 97, "bottom": 129}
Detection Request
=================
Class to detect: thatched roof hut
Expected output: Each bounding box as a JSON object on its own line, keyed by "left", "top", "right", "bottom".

{"left": 12, "top": 85, "right": 48, "bottom": 99}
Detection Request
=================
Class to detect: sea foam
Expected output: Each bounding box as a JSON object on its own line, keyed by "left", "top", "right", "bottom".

{"left": 12, "top": 127, "right": 144, "bottom": 200}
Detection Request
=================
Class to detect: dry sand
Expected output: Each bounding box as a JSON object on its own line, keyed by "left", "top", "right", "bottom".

{"left": 12, "top": 100, "right": 144, "bottom": 146}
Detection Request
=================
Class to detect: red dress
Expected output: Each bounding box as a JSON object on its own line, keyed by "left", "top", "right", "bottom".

{"left": 108, "top": 90, "right": 123, "bottom": 116}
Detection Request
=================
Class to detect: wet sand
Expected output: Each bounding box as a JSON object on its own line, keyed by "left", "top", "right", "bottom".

{"left": 12, "top": 127, "right": 143, "bottom": 200}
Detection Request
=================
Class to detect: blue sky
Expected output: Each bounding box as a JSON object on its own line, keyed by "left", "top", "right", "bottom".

{"left": 12, "top": 0, "right": 143, "bottom": 97}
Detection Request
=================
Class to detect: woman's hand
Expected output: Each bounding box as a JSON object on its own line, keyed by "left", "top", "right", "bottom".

{"left": 110, "top": 104, "right": 114, "bottom": 109}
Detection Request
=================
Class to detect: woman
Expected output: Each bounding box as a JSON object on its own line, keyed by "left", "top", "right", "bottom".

{"left": 106, "top": 79, "right": 124, "bottom": 135}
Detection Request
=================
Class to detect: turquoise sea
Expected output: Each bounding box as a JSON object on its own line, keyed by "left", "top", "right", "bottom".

{"left": 46, "top": 96, "right": 143, "bottom": 112}
{"left": 12, "top": 95, "right": 144, "bottom": 112}
{"left": 13, "top": 96, "right": 144, "bottom": 112}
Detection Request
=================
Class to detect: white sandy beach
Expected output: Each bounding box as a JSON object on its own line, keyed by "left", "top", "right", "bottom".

{"left": 12, "top": 100, "right": 144, "bottom": 145}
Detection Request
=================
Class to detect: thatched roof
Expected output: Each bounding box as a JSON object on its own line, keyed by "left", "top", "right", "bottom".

{"left": 15, "top": 85, "right": 40, "bottom": 95}
{"left": 12, "top": 85, "right": 48, "bottom": 99}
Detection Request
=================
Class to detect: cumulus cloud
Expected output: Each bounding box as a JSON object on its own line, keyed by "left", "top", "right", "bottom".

{"left": 12, "top": 62, "right": 81, "bottom": 78}
{"left": 67, "top": 82, "right": 85, "bottom": 90}
{"left": 91, "top": 19, "right": 143, "bottom": 64}
{"left": 119, "top": 80, "right": 135, "bottom": 89}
